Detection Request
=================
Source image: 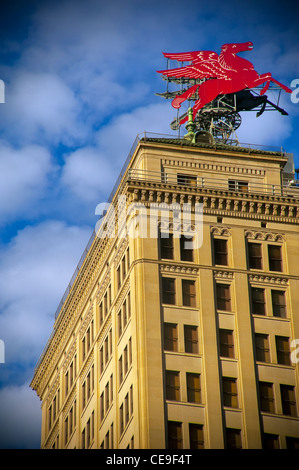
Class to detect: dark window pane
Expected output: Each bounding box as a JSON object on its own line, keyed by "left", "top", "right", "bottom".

{"left": 184, "top": 325, "right": 198, "bottom": 354}
{"left": 186, "top": 373, "right": 201, "bottom": 403}
{"left": 286, "top": 437, "right": 299, "bottom": 449}
{"left": 276, "top": 336, "right": 291, "bottom": 365}
{"left": 180, "top": 236, "right": 194, "bottom": 262}
{"left": 222, "top": 377, "right": 238, "bottom": 408}
{"left": 219, "top": 329, "right": 234, "bottom": 358}
{"left": 214, "top": 239, "right": 228, "bottom": 266}
{"left": 164, "top": 323, "right": 178, "bottom": 352}
{"left": 162, "top": 278, "right": 176, "bottom": 305}
{"left": 226, "top": 428, "right": 242, "bottom": 449}
{"left": 168, "top": 421, "right": 183, "bottom": 449}
{"left": 189, "top": 424, "right": 204, "bottom": 449}
{"left": 248, "top": 243, "right": 262, "bottom": 269}
{"left": 182, "top": 279, "right": 196, "bottom": 307}
{"left": 281, "top": 385, "right": 297, "bottom": 417}
{"left": 177, "top": 174, "right": 197, "bottom": 186}
{"left": 166, "top": 371, "right": 180, "bottom": 401}
{"left": 255, "top": 334, "right": 270, "bottom": 363}
{"left": 268, "top": 245, "right": 283, "bottom": 272}
{"left": 263, "top": 433, "right": 280, "bottom": 449}
{"left": 259, "top": 382, "right": 275, "bottom": 413}
{"left": 271, "top": 290, "right": 287, "bottom": 318}
{"left": 160, "top": 233, "right": 174, "bottom": 260}
{"left": 251, "top": 287, "right": 266, "bottom": 315}
{"left": 216, "top": 284, "right": 231, "bottom": 311}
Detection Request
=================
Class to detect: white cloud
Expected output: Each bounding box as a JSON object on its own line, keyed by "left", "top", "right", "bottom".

{"left": 0, "top": 383, "right": 41, "bottom": 449}
{"left": 0, "top": 220, "right": 92, "bottom": 365}
{"left": 0, "top": 141, "right": 53, "bottom": 223}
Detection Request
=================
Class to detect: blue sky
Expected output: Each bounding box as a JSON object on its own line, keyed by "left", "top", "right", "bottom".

{"left": 0, "top": 0, "right": 298, "bottom": 449}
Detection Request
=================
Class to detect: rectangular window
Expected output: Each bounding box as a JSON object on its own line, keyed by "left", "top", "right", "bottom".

{"left": 276, "top": 336, "right": 291, "bottom": 365}
{"left": 268, "top": 245, "right": 283, "bottom": 272}
{"left": 286, "top": 437, "right": 299, "bottom": 449}
{"left": 259, "top": 382, "right": 275, "bottom": 413}
{"left": 162, "top": 277, "right": 176, "bottom": 305}
{"left": 214, "top": 238, "right": 228, "bottom": 266}
{"left": 251, "top": 287, "right": 266, "bottom": 315}
{"left": 222, "top": 377, "right": 238, "bottom": 408}
{"left": 177, "top": 174, "right": 197, "bottom": 186}
{"left": 263, "top": 433, "right": 280, "bottom": 449}
{"left": 255, "top": 333, "right": 270, "bottom": 363}
{"left": 167, "top": 421, "right": 183, "bottom": 449}
{"left": 182, "top": 279, "right": 196, "bottom": 307}
{"left": 160, "top": 232, "right": 174, "bottom": 260}
{"left": 189, "top": 423, "right": 204, "bottom": 449}
{"left": 186, "top": 373, "right": 201, "bottom": 404}
{"left": 165, "top": 371, "right": 180, "bottom": 401}
{"left": 180, "top": 235, "right": 194, "bottom": 262}
{"left": 216, "top": 284, "right": 231, "bottom": 311}
{"left": 226, "top": 428, "right": 242, "bottom": 449}
{"left": 219, "top": 329, "right": 234, "bottom": 358}
{"left": 184, "top": 325, "right": 198, "bottom": 354}
{"left": 164, "top": 323, "right": 178, "bottom": 352}
{"left": 228, "top": 180, "right": 248, "bottom": 192}
{"left": 272, "top": 290, "right": 287, "bottom": 318}
{"left": 281, "top": 385, "right": 297, "bottom": 417}
{"left": 119, "top": 404, "right": 124, "bottom": 435}
{"left": 248, "top": 242, "right": 263, "bottom": 270}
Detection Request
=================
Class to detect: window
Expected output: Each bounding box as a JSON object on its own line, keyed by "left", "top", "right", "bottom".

{"left": 180, "top": 235, "right": 194, "bottom": 262}
{"left": 162, "top": 277, "right": 176, "bottom": 305}
{"left": 189, "top": 424, "right": 204, "bottom": 449}
{"left": 214, "top": 239, "right": 228, "bottom": 266}
{"left": 268, "top": 245, "right": 283, "bottom": 272}
{"left": 280, "top": 385, "right": 297, "bottom": 417}
{"left": 272, "top": 290, "right": 287, "bottom": 318}
{"left": 222, "top": 377, "right": 238, "bottom": 408}
{"left": 219, "top": 329, "right": 234, "bottom": 358}
{"left": 164, "top": 323, "right": 178, "bottom": 352}
{"left": 276, "top": 336, "right": 291, "bottom": 365}
{"left": 228, "top": 180, "right": 248, "bottom": 192}
{"left": 255, "top": 334, "right": 270, "bottom": 363}
{"left": 165, "top": 371, "right": 180, "bottom": 401}
{"left": 263, "top": 433, "right": 280, "bottom": 449}
{"left": 248, "top": 242, "right": 262, "bottom": 269}
{"left": 216, "top": 284, "right": 231, "bottom": 311}
{"left": 182, "top": 279, "right": 196, "bottom": 307}
{"left": 251, "top": 287, "right": 266, "bottom": 315}
{"left": 186, "top": 373, "right": 201, "bottom": 404}
{"left": 225, "top": 428, "right": 242, "bottom": 449}
{"left": 160, "top": 232, "right": 174, "bottom": 259}
{"left": 259, "top": 382, "right": 275, "bottom": 413}
{"left": 167, "top": 421, "right": 183, "bottom": 449}
{"left": 177, "top": 174, "right": 197, "bottom": 186}
{"left": 184, "top": 325, "right": 198, "bottom": 354}
{"left": 286, "top": 437, "right": 299, "bottom": 449}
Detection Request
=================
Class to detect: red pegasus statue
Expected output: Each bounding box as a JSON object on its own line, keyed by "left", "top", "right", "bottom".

{"left": 157, "top": 42, "right": 292, "bottom": 125}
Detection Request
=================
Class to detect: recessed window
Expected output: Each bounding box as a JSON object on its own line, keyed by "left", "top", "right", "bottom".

{"left": 167, "top": 421, "right": 183, "bottom": 449}
{"left": 271, "top": 290, "right": 287, "bottom": 318}
{"left": 164, "top": 323, "right": 178, "bottom": 352}
{"left": 165, "top": 371, "right": 180, "bottom": 401}
{"left": 228, "top": 180, "right": 248, "bottom": 192}
{"left": 186, "top": 373, "right": 201, "bottom": 404}
{"left": 222, "top": 377, "right": 238, "bottom": 408}
{"left": 263, "top": 433, "right": 280, "bottom": 449}
{"left": 219, "top": 329, "right": 234, "bottom": 358}
{"left": 182, "top": 279, "right": 196, "bottom": 307}
{"left": 275, "top": 336, "right": 291, "bottom": 365}
{"left": 268, "top": 245, "right": 283, "bottom": 272}
{"left": 216, "top": 284, "right": 231, "bottom": 311}
{"left": 177, "top": 174, "right": 197, "bottom": 186}
{"left": 255, "top": 334, "right": 270, "bottom": 363}
{"left": 189, "top": 424, "right": 204, "bottom": 449}
{"left": 184, "top": 325, "right": 198, "bottom": 354}
{"left": 259, "top": 381, "right": 275, "bottom": 413}
{"left": 160, "top": 232, "right": 174, "bottom": 260}
{"left": 286, "top": 437, "right": 299, "bottom": 449}
{"left": 225, "top": 428, "right": 242, "bottom": 449}
{"left": 180, "top": 235, "right": 194, "bottom": 262}
{"left": 280, "top": 385, "right": 297, "bottom": 417}
{"left": 162, "top": 277, "right": 176, "bottom": 305}
{"left": 248, "top": 242, "right": 263, "bottom": 270}
{"left": 214, "top": 238, "right": 228, "bottom": 266}
{"left": 251, "top": 287, "right": 266, "bottom": 315}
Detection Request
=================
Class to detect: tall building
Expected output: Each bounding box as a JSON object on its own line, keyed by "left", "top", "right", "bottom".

{"left": 31, "top": 132, "right": 299, "bottom": 449}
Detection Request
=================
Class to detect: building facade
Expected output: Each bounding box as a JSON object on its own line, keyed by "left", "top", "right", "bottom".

{"left": 31, "top": 135, "right": 299, "bottom": 449}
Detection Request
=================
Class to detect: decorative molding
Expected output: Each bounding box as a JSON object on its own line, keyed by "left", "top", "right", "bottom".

{"left": 160, "top": 264, "right": 199, "bottom": 275}
{"left": 214, "top": 270, "right": 234, "bottom": 280}
{"left": 46, "top": 376, "right": 60, "bottom": 406}
{"left": 62, "top": 338, "right": 77, "bottom": 374}
{"left": 211, "top": 226, "right": 231, "bottom": 237}
{"left": 248, "top": 274, "right": 289, "bottom": 285}
{"left": 95, "top": 269, "right": 111, "bottom": 304}
{"left": 161, "top": 158, "right": 266, "bottom": 176}
{"left": 79, "top": 304, "right": 94, "bottom": 340}
{"left": 245, "top": 230, "right": 285, "bottom": 242}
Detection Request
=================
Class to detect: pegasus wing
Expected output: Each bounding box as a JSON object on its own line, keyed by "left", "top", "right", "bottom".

{"left": 157, "top": 59, "right": 228, "bottom": 80}
{"left": 162, "top": 50, "right": 218, "bottom": 62}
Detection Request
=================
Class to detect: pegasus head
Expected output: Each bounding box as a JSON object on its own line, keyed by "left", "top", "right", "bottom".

{"left": 221, "top": 42, "right": 253, "bottom": 55}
